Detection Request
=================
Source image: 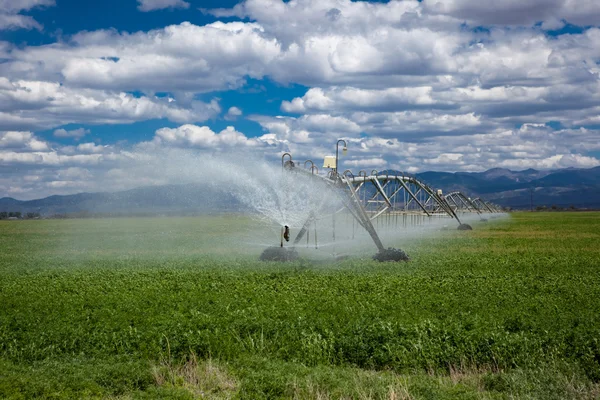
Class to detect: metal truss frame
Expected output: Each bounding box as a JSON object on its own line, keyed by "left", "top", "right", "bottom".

{"left": 283, "top": 155, "right": 502, "bottom": 252}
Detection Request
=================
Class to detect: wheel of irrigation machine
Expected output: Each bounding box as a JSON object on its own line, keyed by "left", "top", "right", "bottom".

{"left": 259, "top": 246, "right": 299, "bottom": 262}
{"left": 372, "top": 247, "right": 410, "bottom": 262}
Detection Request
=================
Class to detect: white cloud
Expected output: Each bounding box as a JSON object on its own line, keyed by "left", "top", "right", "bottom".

{"left": 282, "top": 86, "right": 443, "bottom": 113}
{"left": 201, "top": 1, "right": 600, "bottom": 89}
{"left": 251, "top": 114, "right": 361, "bottom": 146}
{"left": 347, "top": 111, "right": 483, "bottom": 138}
{"left": 3, "top": 22, "right": 280, "bottom": 94}
{"left": 0, "top": 0, "right": 54, "bottom": 31}
{"left": 345, "top": 157, "right": 388, "bottom": 168}
{"left": 0, "top": 150, "right": 105, "bottom": 167}
{"left": 137, "top": 0, "right": 190, "bottom": 12}
{"left": 2, "top": 0, "right": 600, "bottom": 200}
{"left": 2, "top": 1, "right": 599, "bottom": 96}
{"left": 0, "top": 127, "right": 290, "bottom": 199}
{"left": 154, "top": 125, "right": 248, "bottom": 148}
{"left": 422, "top": 0, "right": 600, "bottom": 27}
{"left": 225, "top": 106, "right": 243, "bottom": 120}
{"left": 0, "top": 0, "right": 54, "bottom": 13}
{"left": 541, "top": 18, "right": 566, "bottom": 31}
{"left": 0, "top": 131, "right": 49, "bottom": 152}
{"left": 0, "top": 78, "right": 221, "bottom": 130}
{"left": 297, "top": 114, "right": 361, "bottom": 134}
{"left": 60, "top": 142, "right": 111, "bottom": 155}
{"left": 250, "top": 117, "right": 600, "bottom": 173}
{"left": 1, "top": 124, "right": 599, "bottom": 200}
{"left": 75, "top": 143, "right": 107, "bottom": 154}
{"left": 152, "top": 124, "right": 283, "bottom": 149}
{"left": 228, "top": 106, "right": 242, "bottom": 116}
{"left": 53, "top": 128, "right": 90, "bottom": 139}
{"left": 0, "top": 13, "right": 42, "bottom": 30}
{"left": 3, "top": 2, "right": 600, "bottom": 113}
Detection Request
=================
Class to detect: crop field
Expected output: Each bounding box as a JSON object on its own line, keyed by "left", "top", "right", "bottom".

{"left": 1, "top": 212, "right": 600, "bottom": 399}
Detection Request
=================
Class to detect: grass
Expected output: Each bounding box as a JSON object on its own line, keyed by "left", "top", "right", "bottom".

{"left": 0, "top": 212, "right": 599, "bottom": 398}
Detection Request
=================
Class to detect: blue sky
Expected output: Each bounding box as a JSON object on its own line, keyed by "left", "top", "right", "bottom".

{"left": 1, "top": 0, "right": 307, "bottom": 144}
{"left": 1, "top": 0, "right": 600, "bottom": 199}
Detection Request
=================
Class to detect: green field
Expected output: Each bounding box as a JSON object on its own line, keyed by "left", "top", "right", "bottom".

{"left": 1, "top": 212, "right": 600, "bottom": 399}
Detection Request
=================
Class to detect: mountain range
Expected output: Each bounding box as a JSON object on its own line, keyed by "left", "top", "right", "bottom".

{"left": 415, "top": 166, "right": 600, "bottom": 209}
{"left": 0, "top": 185, "right": 239, "bottom": 216}
{"left": 1, "top": 166, "right": 599, "bottom": 215}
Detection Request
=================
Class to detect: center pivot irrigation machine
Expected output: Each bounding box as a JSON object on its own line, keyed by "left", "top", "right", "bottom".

{"left": 260, "top": 140, "right": 502, "bottom": 262}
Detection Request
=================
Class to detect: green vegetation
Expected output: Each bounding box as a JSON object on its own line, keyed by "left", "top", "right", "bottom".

{"left": 1, "top": 212, "right": 599, "bottom": 399}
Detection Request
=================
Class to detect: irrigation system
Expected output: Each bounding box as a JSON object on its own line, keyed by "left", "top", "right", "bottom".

{"left": 261, "top": 142, "right": 503, "bottom": 262}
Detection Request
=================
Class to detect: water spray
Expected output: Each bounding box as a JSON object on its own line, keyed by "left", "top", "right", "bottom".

{"left": 258, "top": 141, "right": 503, "bottom": 262}
{"left": 261, "top": 139, "right": 500, "bottom": 261}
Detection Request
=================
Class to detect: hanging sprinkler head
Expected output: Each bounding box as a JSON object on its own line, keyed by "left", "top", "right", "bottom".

{"left": 280, "top": 225, "right": 291, "bottom": 248}
{"left": 263, "top": 226, "right": 297, "bottom": 261}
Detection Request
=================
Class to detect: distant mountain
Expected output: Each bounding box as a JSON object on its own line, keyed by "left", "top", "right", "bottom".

{"left": 0, "top": 184, "right": 240, "bottom": 216}
{"left": 415, "top": 166, "right": 600, "bottom": 209}
{"left": 1, "top": 166, "right": 599, "bottom": 215}
{"left": 466, "top": 167, "right": 552, "bottom": 182}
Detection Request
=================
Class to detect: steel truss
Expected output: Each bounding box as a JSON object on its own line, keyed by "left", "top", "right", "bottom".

{"left": 282, "top": 154, "right": 503, "bottom": 254}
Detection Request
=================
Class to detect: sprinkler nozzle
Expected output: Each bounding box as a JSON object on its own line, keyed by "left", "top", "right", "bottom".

{"left": 283, "top": 225, "right": 290, "bottom": 242}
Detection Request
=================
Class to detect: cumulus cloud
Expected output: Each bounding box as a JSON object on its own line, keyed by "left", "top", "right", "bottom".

{"left": 2, "top": 22, "right": 280, "bottom": 94}
{"left": 1, "top": 123, "right": 599, "bottom": 200}
{"left": 0, "top": 0, "right": 54, "bottom": 30}
{"left": 154, "top": 125, "right": 249, "bottom": 148}
{"left": 0, "top": 131, "right": 49, "bottom": 152}
{"left": 73, "top": 143, "right": 107, "bottom": 154}
{"left": 0, "top": 13, "right": 42, "bottom": 30}
{"left": 200, "top": 0, "right": 600, "bottom": 89}
{"left": 249, "top": 117, "right": 600, "bottom": 172}
{"left": 282, "top": 87, "right": 446, "bottom": 113}
{"left": 137, "top": 0, "right": 190, "bottom": 12}
{"left": 422, "top": 0, "right": 600, "bottom": 27}
{"left": 251, "top": 114, "right": 361, "bottom": 146}
{"left": 3, "top": 2, "right": 600, "bottom": 99}
{"left": 344, "top": 157, "right": 388, "bottom": 168}
{"left": 3, "top": 0, "right": 600, "bottom": 199}
{"left": 0, "top": 78, "right": 221, "bottom": 131}
{"left": 53, "top": 128, "right": 90, "bottom": 139}
{"left": 2, "top": 1, "right": 599, "bottom": 93}
{"left": 225, "top": 106, "right": 242, "bottom": 120}
{"left": 0, "top": 127, "right": 289, "bottom": 199}
{"left": 151, "top": 124, "right": 284, "bottom": 149}
{"left": 0, "top": 0, "right": 54, "bottom": 13}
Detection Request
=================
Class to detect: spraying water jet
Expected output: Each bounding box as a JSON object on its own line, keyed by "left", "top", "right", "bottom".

{"left": 254, "top": 143, "right": 503, "bottom": 262}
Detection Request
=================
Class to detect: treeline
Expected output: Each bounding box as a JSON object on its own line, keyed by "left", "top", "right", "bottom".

{"left": 0, "top": 212, "right": 41, "bottom": 220}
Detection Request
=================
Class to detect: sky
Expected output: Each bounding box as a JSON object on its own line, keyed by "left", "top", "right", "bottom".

{"left": 1, "top": 0, "right": 600, "bottom": 199}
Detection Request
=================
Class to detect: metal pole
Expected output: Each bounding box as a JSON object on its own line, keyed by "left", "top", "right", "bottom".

{"left": 333, "top": 209, "right": 336, "bottom": 243}
{"left": 530, "top": 187, "right": 534, "bottom": 212}
{"left": 335, "top": 139, "right": 347, "bottom": 177}
{"left": 335, "top": 145, "right": 338, "bottom": 175}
